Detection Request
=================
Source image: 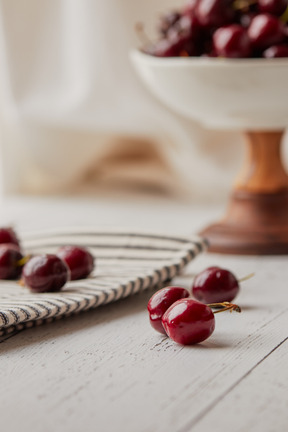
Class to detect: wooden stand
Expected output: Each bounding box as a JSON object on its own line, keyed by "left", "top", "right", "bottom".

{"left": 200, "top": 131, "right": 288, "bottom": 254}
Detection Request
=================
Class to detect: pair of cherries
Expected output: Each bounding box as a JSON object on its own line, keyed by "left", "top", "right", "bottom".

{"left": 0, "top": 227, "right": 95, "bottom": 292}
{"left": 22, "top": 246, "right": 95, "bottom": 293}
{"left": 147, "top": 266, "right": 243, "bottom": 345}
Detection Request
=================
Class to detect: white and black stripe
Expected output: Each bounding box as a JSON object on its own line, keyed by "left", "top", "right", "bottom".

{"left": 0, "top": 228, "right": 207, "bottom": 336}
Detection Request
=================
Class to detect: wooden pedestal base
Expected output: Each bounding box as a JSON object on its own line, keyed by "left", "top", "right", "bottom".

{"left": 200, "top": 190, "right": 288, "bottom": 255}
{"left": 199, "top": 131, "right": 288, "bottom": 255}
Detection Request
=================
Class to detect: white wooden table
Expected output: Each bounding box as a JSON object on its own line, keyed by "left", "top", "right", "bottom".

{"left": 0, "top": 196, "right": 287, "bottom": 432}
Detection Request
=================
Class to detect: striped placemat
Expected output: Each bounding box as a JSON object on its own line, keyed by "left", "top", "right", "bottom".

{"left": 0, "top": 228, "right": 208, "bottom": 336}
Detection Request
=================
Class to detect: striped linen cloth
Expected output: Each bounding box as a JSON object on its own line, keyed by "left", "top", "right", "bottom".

{"left": 0, "top": 228, "right": 208, "bottom": 336}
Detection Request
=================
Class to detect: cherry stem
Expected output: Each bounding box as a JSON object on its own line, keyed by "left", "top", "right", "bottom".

{"left": 208, "top": 302, "right": 242, "bottom": 314}
{"left": 233, "top": 0, "right": 257, "bottom": 12}
{"left": 238, "top": 272, "right": 255, "bottom": 283}
{"left": 281, "top": 7, "right": 288, "bottom": 23}
{"left": 16, "top": 255, "right": 31, "bottom": 267}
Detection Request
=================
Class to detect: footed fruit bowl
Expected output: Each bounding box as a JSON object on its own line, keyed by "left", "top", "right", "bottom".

{"left": 131, "top": 50, "right": 288, "bottom": 254}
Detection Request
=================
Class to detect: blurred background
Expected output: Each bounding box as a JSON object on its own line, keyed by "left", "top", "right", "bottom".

{"left": 0, "top": 0, "right": 287, "bottom": 205}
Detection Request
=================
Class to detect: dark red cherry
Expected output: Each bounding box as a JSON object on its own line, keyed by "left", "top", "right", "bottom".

{"left": 147, "top": 286, "right": 190, "bottom": 334}
{"left": 263, "top": 44, "right": 288, "bottom": 57}
{"left": 213, "top": 24, "right": 251, "bottom": 57}
{"left": 158, "top": 11, "right": 181, "bottom": 37}
{"left": 248, "top": 14, "right": 285, "bottom": 50}
{"left": 258, "top": 0, "right": 287, "bottom": 17}
{"left": 195, "top": 0, "right": 235, "bottom": 29}
{"left": 162, "top": 299, "right": 215, "bottom": 345}
{"left": 146, "top": 38, "right": 181, "bottom": 57}
{"left": 192, "top": 267, "right": 239, "bottom": 303}
{"left": 0, "top": 244, "right": 23, "bottom": 279}
{"left": 0, "top": 228, "right": 20, "bottom": 247}
{"left": 22, "top": 254, "right": 69, "bottom": 293}
{"left": 150, "top": 14, "right": 201, "bottom": 57}
{"left": 57, "top": 246, "right": 94, "bottom": 280}
{"left": 167, "top": 15, "right": 200, "bottom": 48}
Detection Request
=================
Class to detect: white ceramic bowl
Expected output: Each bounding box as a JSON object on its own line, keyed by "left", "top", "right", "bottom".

{"left": 131, "top": 50, "right": 288, "bottom": 130}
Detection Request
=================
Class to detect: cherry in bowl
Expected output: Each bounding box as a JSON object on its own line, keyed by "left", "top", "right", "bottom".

{"left": 258, "top": 0, "right": 287, "bottom": 17}
{"left": 248, "top": 13, "right": 285, "bottom": 51}
{"left": 195, "top": 0, "right": 236, "bottom": 29}
{"left": 213, "top": 25, "right": 251, "bottom": 58}
{"left": 263, "top": 44, "right": 288, "bottom": 58}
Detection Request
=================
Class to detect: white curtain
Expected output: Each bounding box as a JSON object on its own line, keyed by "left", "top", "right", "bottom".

{"left": 0, "top": 0, "right": 278, "bottom": 202}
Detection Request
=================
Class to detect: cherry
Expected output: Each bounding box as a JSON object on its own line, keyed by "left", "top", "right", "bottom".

{"left": 263, "top": 44, "right": 288, "bottom": 57}
{"left": 144, "top": 38, "right": 181, "bottom": 57}
{"left": 137, "top": 21, "right": 181, "bottom": 57}
{"left": 147, "top": 286, "right": 190, "bottom": 334}
{"left": 195, "top": 0, "right": 235, "bottom": 29}
{"left": 0, "top": 228, "right": 20, "bottom": 247}
{"left": 162, "top": 299, "right": 241, "bottom": 345}
{"left": 140, "top": 15, "right": 201, "bottom": 58}
{"left": 258, "top": 0, "right": 287, "bottom": 17}
{"left": 162, "top": 299, "right": 215, "bottom": 345}
{"left": 57, "top": 246, "right": 94, "bottom": 280}
{"left": 213, "top": 24, "right": 251, "bottom": 57}
{"left": 22, "top": 254, "right": 69, "bottom": 293}
{"left": 192, "top": 267, "right": 239, "bottom": 303}
{"left": 0, "top": 244, "right": 24, "bottom": 280}
{"left": 248, "top": 14, "right": 285, "bottom": 50}
{"left": 158, "top": 11, "right": 181, "bottom": 37}
{"left": 167, "top": 14, "right": 202, "bottom": 56}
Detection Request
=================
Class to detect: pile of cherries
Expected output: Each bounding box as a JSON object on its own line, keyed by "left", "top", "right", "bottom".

{"left": 142, "top": 0, "right": 288, "bottom": 58}
{"left": 0, "top": 227, "right": 95, "bottom": 293}
{"left": 147, "top": 266, "right": 246, "bottom": 345}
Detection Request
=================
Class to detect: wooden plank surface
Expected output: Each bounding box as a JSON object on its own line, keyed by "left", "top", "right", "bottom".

{"left": 0, "top": 197, "right": 287, "bottom": 432}
{"left": 193, "top": 337, "right": 288, "bottom": 432}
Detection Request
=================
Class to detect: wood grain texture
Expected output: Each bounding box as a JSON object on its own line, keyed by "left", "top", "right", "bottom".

{"left": 0, "top": 198, "right": 287, "bottom": 432}
{"left": 193, "top": 337, "right": 288, "bottom": 432}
